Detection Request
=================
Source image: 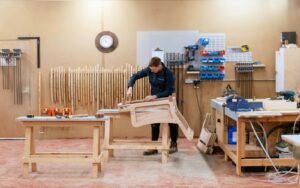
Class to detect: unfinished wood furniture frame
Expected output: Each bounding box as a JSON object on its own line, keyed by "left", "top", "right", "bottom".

{"left": 118, "top": 96, "right": 194, "bottom": 140}
{"left": 211, "top": 99, "right": 300, "bottom": 176}
{"left": 281, "top": 135, "right": 300, "bottom": 185}
{"left": 102, "top": 115, "right": 169, "bottom": 163}
{"left": 98, "top": 96, "right": 194, "bottom": 163}
{"left": 16, "top": 116, "right": 109, "bottom": 178}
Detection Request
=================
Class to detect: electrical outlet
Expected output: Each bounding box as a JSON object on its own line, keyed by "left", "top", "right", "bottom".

{"left": 185, "top": 79, "right": 195, "bottom": 84}
{"left": 193, "top": 79, "right": 200, "bottom": 89}
{"left": 185, "top": 79, "right": 200, "bottom": 88}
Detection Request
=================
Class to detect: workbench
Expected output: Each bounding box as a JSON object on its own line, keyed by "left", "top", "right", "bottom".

{"left": 211, "top": 98, "right": 300, "bottom": 175}
{"left": 281, "top": 135, "right": 300, "bottom": 185}
{"left": 16, "top": 116, "right": 109, "bottom": 178}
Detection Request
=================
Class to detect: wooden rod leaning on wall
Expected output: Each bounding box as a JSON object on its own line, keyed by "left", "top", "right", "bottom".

{"left": 49, "top": 64, "right": 150, "bottom": 112}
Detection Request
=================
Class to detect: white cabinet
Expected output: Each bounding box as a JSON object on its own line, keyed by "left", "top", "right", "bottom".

{"left": 276, "top": 48, "right": 300, "bottom": 92}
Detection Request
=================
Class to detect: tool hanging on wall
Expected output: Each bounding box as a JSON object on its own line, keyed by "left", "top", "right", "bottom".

{"left": 165, "top": 52, "right": 185, "bottom": 113}
{"left": 235, "top": 62, "right": 254, "bottom": 98}
{"left": 184, "top": 45, "right": 198, "bottom": 62}
{"left": 50, "top": 65, "right": 151, "bottom": 113}
{"left": 0, "top": 48, "right": 23, "bottom": 105}
{"left": 0, "top": 49, "right": 12, "bottom": 90}
{"left": 13, "top": 49, "right": 22, "bottom": 105}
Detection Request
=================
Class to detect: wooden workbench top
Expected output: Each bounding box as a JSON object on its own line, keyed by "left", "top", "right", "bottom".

{"left": 211, "top": 98, "right": 300, "bottom": 120}
{"left": 16, "top": 116, "right": 109, "bottom": 122}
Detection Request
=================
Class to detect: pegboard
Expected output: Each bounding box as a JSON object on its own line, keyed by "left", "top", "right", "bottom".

{"left": 198, "top": 33, "right": 226, "bottom": 51}
{"left": 225, "top": 46, "right": 253, "bottom": 62}
{"left": 197, "top": 33, "right": 226, "bottom": 79}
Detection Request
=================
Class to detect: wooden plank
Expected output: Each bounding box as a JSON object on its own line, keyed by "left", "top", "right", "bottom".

{"left": 218, "top": 141, "right": 237, "bottom": 163}
{"left": 241, "top": 158, "right": 296, "bottom": 166}
{"left": 225, "top": 144, "right": 265, "bottom": 158}
{"left": 106, "top": 143, "right": 167, "bottom": 150}
{"left": 92, "top": 126, "right": 101, "bottom": 178}
{"left": 161, "top": 123, "right": 169, "bottom": 164}
{"left": 236, "top": 120, "right": 246, "bottom": 176}
{"left": 113, "top": 139, "right": 162, "bottom": 144}
{"left": 103, "top": 118, "right": 113, "bottom": 161}
{"left": 30, "top": 127, "right": 37, "bottom": 172}
{"left": 25, "top": 153, "right": 102, "bottom": 163}
{"left": 23, "top": 126, "right": 32, "bottom": 177}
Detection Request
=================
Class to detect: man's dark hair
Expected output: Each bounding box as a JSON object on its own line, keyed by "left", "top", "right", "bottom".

{"left": 148, "top": 57, "right": 162, "bottom": 67}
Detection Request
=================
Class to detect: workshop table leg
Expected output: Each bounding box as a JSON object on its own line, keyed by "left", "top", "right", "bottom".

{"left": 298, "top": 163, "right": 300, "bottom": 186}
{"left": 224, "top": 112, "right": 229, "bottom": 162}
{"left": 31, "top": 127, "right": 37, "bottom": 172}
{"left": 224, "top": 154, "right": 229, "bottom": 161}
{"left": 23, "top": 126, "right": 33, "bottom": 177}
{"left": 92, "top": 126, "right": 101, "bottom": 178}
{"left": 161, "top": 123, "right": 169, "bottom": 164}
{"left": 103, "top": 118, "right": 113, "bottom": 161}
{"left": 236, "top": 120, "right": 246, "bottom": 176}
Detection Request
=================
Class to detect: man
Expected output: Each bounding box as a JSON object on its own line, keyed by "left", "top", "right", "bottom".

{"left": 127, "top": 57, "right": 179, "bottom": 155}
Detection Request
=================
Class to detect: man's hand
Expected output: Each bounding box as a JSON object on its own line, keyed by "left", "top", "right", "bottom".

{"left": 127, "top": 87, "right": 133, "bottom": 97}
{"left": 144, "top": 95, "right": 157, "bottom": 101}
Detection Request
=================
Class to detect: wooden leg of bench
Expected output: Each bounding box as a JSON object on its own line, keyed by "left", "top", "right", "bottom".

{"left": 298, "top": 163, "right": 300, "bottom": 186}
{"left": 92, "top": 163, "right": 100, "bottom": 178}
{"left": 108, "top": 119, "right": 114, "bottom": 157}
{"left": 23, "top": 126, "right": 32, "bottom": 177}
{"left": 23, "top": 163, "right": 29, "bottom": 177}
{"left": 30, "top": 128, "right": 37, "bottom": 172}
{"left": 104, "top": 118, "right": 113, "bottom": 161}
{"left": 224, "top": 154, "right": 228, "bottom": 161}
{"left": 161, "top": 123, "right": 169, "bottom": 164}
{"left": 92, "top": 126, "right": 101, "bottom": 178}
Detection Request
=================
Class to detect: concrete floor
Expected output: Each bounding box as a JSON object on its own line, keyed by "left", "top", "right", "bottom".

{"left": 0, "top": 139, "right": 298, "bottom": 188}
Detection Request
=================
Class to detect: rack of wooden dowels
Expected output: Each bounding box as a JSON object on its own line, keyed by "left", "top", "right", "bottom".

{"left": 50, "top": 64, "right": 150, "bottom": 113}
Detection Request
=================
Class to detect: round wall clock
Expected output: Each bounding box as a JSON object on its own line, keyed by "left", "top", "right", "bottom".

{"left": 95, "top": 31, "right": 118, "bottom": 53}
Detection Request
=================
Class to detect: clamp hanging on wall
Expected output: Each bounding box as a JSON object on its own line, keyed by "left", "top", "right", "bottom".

{"left": 17, "top": 37, "right": 41, "bottom": 68}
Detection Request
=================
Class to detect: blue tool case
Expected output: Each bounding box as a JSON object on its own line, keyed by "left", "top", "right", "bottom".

{"left": 226, "top": 96, "right": 263, "bottom": 112}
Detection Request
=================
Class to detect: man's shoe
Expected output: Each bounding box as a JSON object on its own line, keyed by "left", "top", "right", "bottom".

{"left": 143, "top": 149, "right": 158, "bottom": 156}
{"left": 169, "top": 142, "right": 178, "bottom": 154}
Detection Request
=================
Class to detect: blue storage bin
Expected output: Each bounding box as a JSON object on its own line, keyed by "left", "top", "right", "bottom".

{"left": 212, "top": 73, "right": 219, "bottom": 78}
{"left": 213, "top": 58, "right": 220, "bottom": 63}
{"left": 206, "top": 73, "right": 213, "bottom": 78}
{"left": 219, "top": 73, "right": 225, "bottom": 79}
{"left": 220, "top": 58, "right": 226, "bottom": 63}
{"left": 200, "top": 66, "right": 206, "bottom": 71}
{"left": 228, "top": 126, "right": 237, "bottom": 145}
{"left": 208, "top": 58, "right": 214, "bottom": 63}
{"left": 199, "top": 38, "right": 209, "bottom": 46}
{"left": 201, "top": 58, "right": 208, "bottom": 63}
{"left": 208, "top": 51, "right": 218, "bottom": 56}
{"left": 200, "top": 73, "right": 205, "bottom": 79}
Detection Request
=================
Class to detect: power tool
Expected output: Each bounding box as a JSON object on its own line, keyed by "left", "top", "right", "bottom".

{"left": 184, "top": 45, "right": 198, "bottom": 61}
{"left": 278, "top": 90, "right": 295, "bottom": 101}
